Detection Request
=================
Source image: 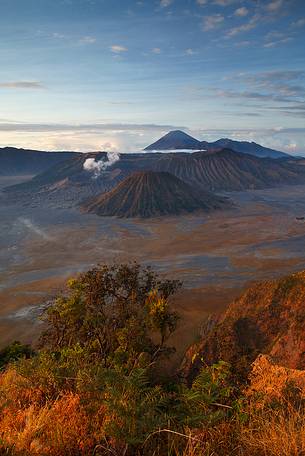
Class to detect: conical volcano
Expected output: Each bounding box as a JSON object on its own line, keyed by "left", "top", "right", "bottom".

{"left": 144, "top": 130, "right": 202, "bottom": 150}
{"left": 81, "top": 171, "right": 229, "bottom": 218}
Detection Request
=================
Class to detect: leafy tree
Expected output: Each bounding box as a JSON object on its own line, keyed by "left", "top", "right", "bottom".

{"left": 40, "top": 262, "right": 181, "bottom": 370}
{"left": 0, "top": 264, "right": 246, "bottom": 456}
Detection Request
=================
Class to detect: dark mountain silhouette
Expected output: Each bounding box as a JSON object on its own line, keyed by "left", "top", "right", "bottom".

{"left": 145, "top": 130, "right": 289, "bottom": 158}
{"left": 144, "top": 130, "right": 202, "bottom": 151}
{"left": 0, "top": 147, "right": 79, "bottom": 176}
{"left": 4, "top": 149, "right": 305, "bottom": 208}
{"left": 209, "top": 138, "right": 288, "bottom": 159}
{"left": 182, "top": 270, "right": 305, "bottom": 383}
{"left": 81, "top": 171, "right": 230, "bottom": 218}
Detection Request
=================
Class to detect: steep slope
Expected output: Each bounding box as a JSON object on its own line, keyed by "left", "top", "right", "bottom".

{"left": 81, "top": 171, "right": 229, "bottom": 218}
{"left": 182, "top": 271, "right": 305, "bottom": 383}
{"left": 0, "top": 147, "right": 79, "bottom": 176}
{"left": 152, "top": 149, "right": 304, "bottom": 191}
{"left": 144, "top": 130, "right": 202, "bottom": 150}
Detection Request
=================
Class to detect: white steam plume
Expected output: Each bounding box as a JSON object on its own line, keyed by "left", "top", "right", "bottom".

{"left": 83, "top": 151, "right": 120, "bottom": 178}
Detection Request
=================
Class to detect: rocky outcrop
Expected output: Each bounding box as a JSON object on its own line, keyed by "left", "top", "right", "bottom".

{"left": 182, "top": 271, "right": 305, "bottom": 383}
{"left": 246, "top": 354, "right": 305, "bottom": 404}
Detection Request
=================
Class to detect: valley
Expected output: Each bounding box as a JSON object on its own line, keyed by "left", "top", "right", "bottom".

{"left": 1, "top": 177, "right": 305, "bottom": 361}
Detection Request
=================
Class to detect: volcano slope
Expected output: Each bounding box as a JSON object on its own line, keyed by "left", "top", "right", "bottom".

{"left": 81, "top": 171, "right": 230, "bottom": 218}
{"left": 153, "top": 149, "right": 305, "bottom": 192}
{"left": 2, "top": 152, "right": 159, "bottom": 207}
{"left": 182, "top": 270, "right": 305, "bottom": 383}
{"left": 4, "top": 148, "right": 305, "bottom": 208}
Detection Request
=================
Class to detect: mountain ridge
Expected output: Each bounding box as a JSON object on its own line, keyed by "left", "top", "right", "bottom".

{"left": 145, "top": 130, "right": 289, "bottom": 159}
{"left": 4, "top": 148, "right": 305, "bottom": 208}
{"left": 0, "top": 147, "right": 80, "bottom": 176}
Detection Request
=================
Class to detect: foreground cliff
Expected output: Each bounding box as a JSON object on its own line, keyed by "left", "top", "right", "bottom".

{"left": 183, "top": 271, "right": 305, "bottom": 382}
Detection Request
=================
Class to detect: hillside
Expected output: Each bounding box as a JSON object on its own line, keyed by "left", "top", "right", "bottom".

{"left": 152, "top": 149, "right": 304, "bottom": 191}
{"left": 0, "top": 147, "right": 79, "bottom": 176}
{"left": 81, "top": 171, "right": 229, "bottom": 218}
{"left": 182, "top": 270, "right": 305, "bottom": 383}
{"left": 145, "top": 130, "right": 289, "bottom": 158}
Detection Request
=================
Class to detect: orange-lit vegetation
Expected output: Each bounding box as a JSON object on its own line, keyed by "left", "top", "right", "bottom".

{"left": 0, "top": 263, "right": 304, "bottom": 455}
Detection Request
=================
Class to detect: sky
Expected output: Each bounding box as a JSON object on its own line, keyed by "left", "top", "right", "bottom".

{"left": 0, "top": 0, "right": 304, "bottom": 154}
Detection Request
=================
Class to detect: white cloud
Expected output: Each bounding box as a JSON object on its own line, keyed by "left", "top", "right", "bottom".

{"left": 160, "top": 0, "right": 173, "bottom": 7}
{"left": 152, "top": 47, "right": 161, "bottom": 54}
{"left": 226, "top": 14, "right": 259, "bottom": 37}
{"left": 110, "top": 45, "right": 128, "bottom": 53}
{"left": 52, "top": 32, "right": 66, "bottom": 39}
{"left": 235, "top": 40, "right": 251, "bottom": 47}
{"left": 213, "top": 0, "right": 238, "bottom": 5}
{"left": 0, "top": 122, "right": 184, "bottom": 133}
{"left": 185, "top": 48, "right": 195, "bottom": 55}
{"left": 78, "top": 36, "right": 96, "bottom": 45}
{"left": 202, "top": 14, "right": 224, "bottom": 31}
{"left": 291, "top": 18, "right": 305, "bottom": 28}
{"left": 234, "top": 7, "right": 249, "bottom": 17}
{"left": 265, "top": 0, "right": 283, "bottom": 12}
{"left": 264, "top": 37, "right": 293, "bottom": 48}
{"left": 197, "top": 0, "right": 207, "bottom": 5}
{"left": 0, "top": 81, "right": 44, "bottom": 89}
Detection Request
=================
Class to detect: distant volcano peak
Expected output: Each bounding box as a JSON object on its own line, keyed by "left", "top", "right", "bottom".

{"left": 144, "top": 130, "right": 202, "bottom": 151}
{"left": 144, "top": 130, "right": 289, "bottom": 158}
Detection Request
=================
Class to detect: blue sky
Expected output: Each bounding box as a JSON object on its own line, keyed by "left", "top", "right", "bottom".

{"left": 0, "top": 0, "right": 304, "bottom": 154}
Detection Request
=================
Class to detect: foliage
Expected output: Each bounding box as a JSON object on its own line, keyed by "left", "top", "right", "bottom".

{"left": 40, "top": 262, "right": 181, "bottom": 371}
{"left": 0, "top": 263, "right": 304, "bottom": 455}
{"left": 177, "top": 361, "right": 236, "bottom": 427}
{"left": 0, "top": 341, "right": 33, "bottom": 370}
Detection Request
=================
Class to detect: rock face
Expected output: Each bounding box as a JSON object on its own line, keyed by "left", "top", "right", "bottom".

{"left": 182, "top": 271, "right": 305, "bottom": 383}
{"left": 145, "top": 131, "right": 289, "bottom": 158}
{"left": 81, "top": 171, "right": 230, "bottom": 218}
{"left": 247, "top": 354, "right": 305, "bottom": 404}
